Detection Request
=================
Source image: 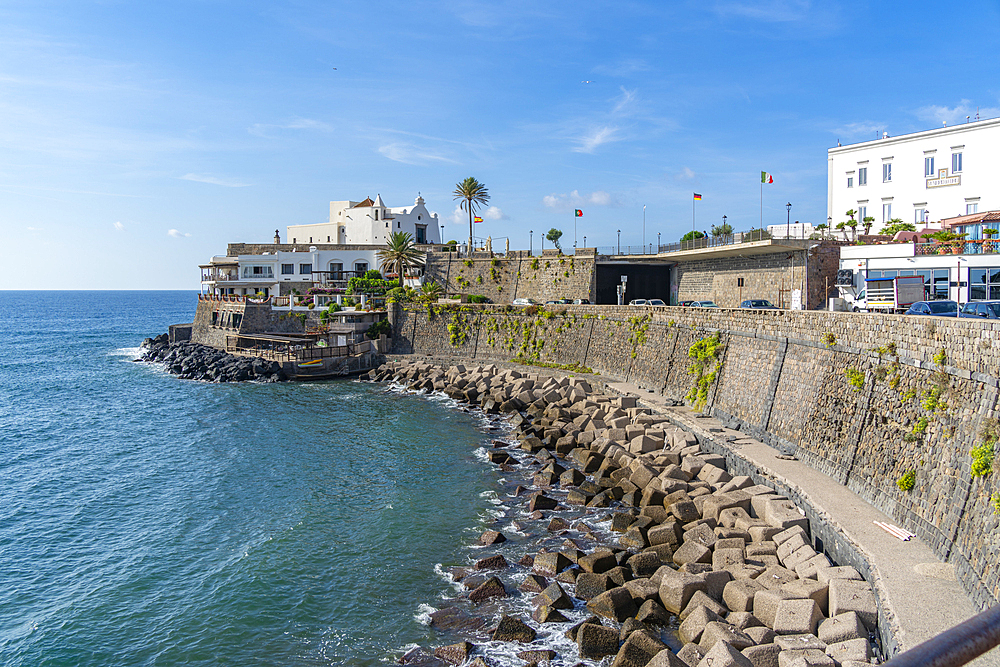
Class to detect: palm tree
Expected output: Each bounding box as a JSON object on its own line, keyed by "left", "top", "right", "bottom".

{"left": 376, "top": 231, "right": 424, "bottom": 288}
{"left": 419, "top": 280, "right": 444, "bottom": 302}
{"left": 862, "top": 216, "right": 875, "bottom": 236}
{"left": 453, "top": 177, "right": 490, "bottom": 253}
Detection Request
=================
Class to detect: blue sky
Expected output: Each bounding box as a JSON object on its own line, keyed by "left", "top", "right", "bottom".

{"left": 3, "top": 0, "right": 999, "bottom": 289}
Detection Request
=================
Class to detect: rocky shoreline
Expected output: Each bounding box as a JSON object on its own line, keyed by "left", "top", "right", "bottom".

{"left": 369, "top": 359, "right": 880, "bottom": 667}
{"left": 139, "top": 334, "right": 287, "bottom": 383}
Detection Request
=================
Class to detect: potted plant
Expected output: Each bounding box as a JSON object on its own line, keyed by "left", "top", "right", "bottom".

{"left": 984, "top": 229, "right": 998, "bottom": 253}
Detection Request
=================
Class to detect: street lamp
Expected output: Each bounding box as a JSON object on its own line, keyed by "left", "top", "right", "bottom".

{"left": 642, "top": 205, "right": 646, "bottom": 252}
{"left": 657, "top": 232, "right": 660, "bottom": 250}
{"left": 827, "top": 215, "right": 833, "bottom": 240}
{"left": 529, "top": 230, "right": 533, "bottom": 255}
{"left": 440, "top": 224, "right": 445, "bottom": 245}
{"left": 786, "top": 202, "right": 792, "bottom": 238}
{"left": 583, "top": 235, "right": 587, "bottom": 247}
{"left": 617, "top": 229, "right": 621, "bottom": 255}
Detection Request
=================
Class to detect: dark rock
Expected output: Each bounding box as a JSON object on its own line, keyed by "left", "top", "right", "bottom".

{"left": 517, "top": 649, "right": 557, "bottom": 663}
{"left": 433, "top": 641, "right": 474, "bottom": 665}
{"left": 529, "top": 493, "right": 559, "bottom": 512}
{"left": 575, "top": 572, "right": 614, "bottom": 601}
{"left": 533, "top": 551, "right": 571, "bottom": 576}
{"left": 587, "top": 586, "right": 639, "bottom": 622}
{"left": 533, "top": 582, "right": 574, "bottom": 610}
{"left": 399, "top": 647, "right": 448, "bottom": 666}
{"left": 479, "top": 530, "right": 507, "bottom": 545}
{"left": 566, "top": 616, "right": 603, "bottom": 641}
{"left": 577, "top": 623, "right": 621, "bottom": 659}
{"left": 468, "top": 576, "right": 507, "bottom": 603}
{"left": 518, "top": 574, "right": 549, "bottom": 593}
{"left": 636, "top": 599, "right": 672, "bottom": 626}
{"left": 428, "top": 607, "right": 487, "bottom": 633}
{"left": 532, "top": 605, "right": 570, "bottom": 624}
{"left": 475, "top": 554, "right": 509, "bottom": 571}
{"left": 492, "top": 615, "right": 537, "bottom": 643}
{"left": 612, "top": 629, "right": 668, "bottom": 667}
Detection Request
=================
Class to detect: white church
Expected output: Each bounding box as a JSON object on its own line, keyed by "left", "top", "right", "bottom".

{"left": 287, "top": 194, "right": 442, "bottom": 245}
{"left": 200, "top": 194, "right": 442, "bottom": 297}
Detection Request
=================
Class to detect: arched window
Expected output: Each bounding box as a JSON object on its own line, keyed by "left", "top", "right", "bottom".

{"left": 374, "top": 210, "right": 379, "bottom": 221}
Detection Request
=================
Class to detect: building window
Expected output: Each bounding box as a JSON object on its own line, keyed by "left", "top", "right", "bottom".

{"left": 328, "top": 262, "right": 343, "bottom": 279}
{"left": 375, "top": 210, "right": 379, "bottom": 221}
{"left": 858, "top": 167, "right": 867, "bottom": 186}
{"left": 970, "top": 269, "right": 1000, "bottom": 301}
{"left": 967, "top": 203, "right": 979, "bottom": 215}
{"left": 953, "top": 152, "right": 963, "bottom": 173}
{"left": 354, "top": 261, "right": 368, "bottom": 274}
{"left": 415, "top": 225, "right": 427, "bottom": 244}
{"left": 858, "top": 206, "right": 867, "bottom": 224}
{"left": 933, "top": 269, "right": 950, "bottom": 300}
{"left": 299, "top": 263, "right": 312, "bottom": 275}
{"left": 915, "top": 208, "right": 925, "bottom": 224}
{"left": 847, "top": 176, "right": 853, "bottom": 188}
{"left": 882, "top": 203, "right": 892, "bottom": 222}
{"left": 924, "top": 156, "right": 935, "bottom": 177}
{"left": 327, "top": 236, "right": 330, "bottom": 242}
{"left": 281, "top": 263, "right": 294, "bottom": 275}
{"left": 882, "top": 163, "right": 892, "bottom": 182}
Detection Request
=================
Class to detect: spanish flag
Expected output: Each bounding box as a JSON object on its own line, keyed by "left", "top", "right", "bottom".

{"left": 473, "top": 216, "right": 483, "bottom": 223}
{"left": 693, "top": 193, "right": 702, "bottom": 201}
{"left": 574, "top": 209, "right": 583, "bottom": 217}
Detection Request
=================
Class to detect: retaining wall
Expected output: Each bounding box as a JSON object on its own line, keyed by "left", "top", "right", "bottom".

{"left": 390, "top": 303, "right": 1000, "bottom": 609}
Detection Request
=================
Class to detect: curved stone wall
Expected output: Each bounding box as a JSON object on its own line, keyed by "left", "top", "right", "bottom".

{"left": 390, "top": 303, "right": 1000, "bottom": 610}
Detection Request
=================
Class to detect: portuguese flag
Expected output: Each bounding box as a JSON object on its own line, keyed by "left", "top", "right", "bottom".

{"left": 574, "top": 209, "right": 583, "bottom": 217}
{"left": 761, "top": 171, "right": 773, "bottom": 184}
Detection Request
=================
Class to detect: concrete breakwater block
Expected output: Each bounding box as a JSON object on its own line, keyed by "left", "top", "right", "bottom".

{"left": 372, "top": 359, "right": 880, "bottom": 667}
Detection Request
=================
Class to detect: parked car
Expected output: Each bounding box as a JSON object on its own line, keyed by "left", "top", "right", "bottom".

{"left": 740, "top": 299, "right": 778, "bottom": 309}
{"left": 628, "top": 299, "right": 648, "bottom": 306}
{"left": 678, "top": 300, "right": 696, "bottom": 307}
{"left": 545, "top": 298, "right": 571, "bottom": 304}
{"left": 572, "top": 298, "right": 591, "bottom": 305}
{"left": 691, "top": 300, "right": 719, "bottom": 308}
{"left": 512, "top": 298, "right": 538, "bottom": 306}
{"left": 904, "top": 300, "right": 958, "bottom": 317}
{"left": 959, "top": 301, "right": 1000, "bottom": 319}
{"left": 646, "top": 299, "right": 666, "bottom": 306}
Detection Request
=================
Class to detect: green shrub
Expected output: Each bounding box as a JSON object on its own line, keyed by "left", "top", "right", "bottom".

{"left": 363, "top": 269, "right": 382, "bottom": 280}
{"left": 845, "top": 367, "right": 864, "bottom": 391}
{"left": 364, "top": 318, "right": 391, "bottom": 339}
{"left": 913, "top": 416, "right": 929, "bottom": 435}
{"left": 468, "top": 294, "right": 489, "bottom": 304}
{"left": 822, "top": 332, "right": 836, "bottom": 348}
{"left": 934, "top": 348, "right": 947, "bottom": 366}
{"left": 896, "top": 470, "right": 916, "bottom": 492}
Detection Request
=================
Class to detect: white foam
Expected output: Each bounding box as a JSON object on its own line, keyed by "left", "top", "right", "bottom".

{"left": 111, "top": 346, "right": 142, "bottom": 359}
{"left": 413, "top": 603, "right": 436, "bottom": 625}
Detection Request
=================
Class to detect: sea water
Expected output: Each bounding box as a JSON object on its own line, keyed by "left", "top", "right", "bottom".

{"left": 0, "top": 291, "right": 502, "bottom": 667}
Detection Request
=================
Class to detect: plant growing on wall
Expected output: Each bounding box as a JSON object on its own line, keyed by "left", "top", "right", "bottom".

{"left": 896, "top": 470, "right": 916, "bottom": 492}
{"left": 822, "top": 332, "right": 836, "bottom": 348}
{"left": 686, "top": 332, "right": 724, "bottom": 411}
{"left": 844, "top": 367, "right": 864, "bottom": 391}
{"left": 627, "top": 314, "right": 651, "bottom": 359}
{"left": 971, "top": 420, "right": 999, "bottom": 478}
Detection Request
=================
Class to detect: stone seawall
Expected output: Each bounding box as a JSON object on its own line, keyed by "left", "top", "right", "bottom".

{"left": 389, "top": 303, "right": 1000, "bottom": 610}
{"left": 423, "top": 251, "right": 597, "bottom": 303}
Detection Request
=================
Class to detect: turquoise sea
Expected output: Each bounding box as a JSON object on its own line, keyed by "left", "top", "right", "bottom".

{"left": 0, "top": 291, "right": 505, "bottom": 667}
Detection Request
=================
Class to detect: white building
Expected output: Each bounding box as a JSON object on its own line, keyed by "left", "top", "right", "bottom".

{"left": 828, "top": 117, "right": 1000, "bottom": 232}
{"left": 200, "top": 193, "right": 436, "bottom": 297}
{"left": 287, "top": 194, "right": 441, "bottom": 245}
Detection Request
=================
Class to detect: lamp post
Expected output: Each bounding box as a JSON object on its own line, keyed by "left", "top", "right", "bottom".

{"left": 786, "top": 202, "right": 792, "bottom": 239}
{"left": 828, "top": 215, "right": 833, "bottom": 240}
{"left": 440, "top": 224, "right": 445, "bottom": 245}
{"left": 583, "top": 235, "right": 587, "bottom": 247}
{"left": 617, "top": 229, "right": 621, "bottom": 255}
{"left": 657, "top": 232, "right": 660, "bottom": 250}
{"left": 642, "top": 205, "right": 646, "bottom": 253}
{"left": 529, "top": 230, "right": 533, "bottom": 255}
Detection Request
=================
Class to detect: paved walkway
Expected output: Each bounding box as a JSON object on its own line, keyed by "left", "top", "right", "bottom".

{"left": 605, "top": 380, "right": 998, "bottom": 666}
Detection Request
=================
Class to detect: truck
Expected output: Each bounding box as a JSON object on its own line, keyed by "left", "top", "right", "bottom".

{"left": 860, "top": 275, "right": 925, "bottom": 313}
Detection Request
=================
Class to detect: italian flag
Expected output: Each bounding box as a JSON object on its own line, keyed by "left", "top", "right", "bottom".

{"left": 761, "top": 171, "right": 773, "bottom": 184}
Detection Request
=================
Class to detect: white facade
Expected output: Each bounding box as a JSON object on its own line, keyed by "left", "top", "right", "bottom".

{"left": 838, "top": 243, "right": 1000, "bottom": 304}
{"left": 828, "top": 117, "right": 1000, "bottom": 232}
{"left": 202, "top": 246, "right": 385, "bottom": 296}
{"left": 287, "top": 194, "right": 441, "bottom": 246}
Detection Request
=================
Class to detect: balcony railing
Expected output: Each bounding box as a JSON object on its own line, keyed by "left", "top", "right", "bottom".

{"left": 594, "top": 229, "right": 778, "bottom": 256}
{"left": 916, "top": 241, "right": 1000, "bottom": 256}
{"left": 201, "top": 273, "right": 240, "bottom": 282}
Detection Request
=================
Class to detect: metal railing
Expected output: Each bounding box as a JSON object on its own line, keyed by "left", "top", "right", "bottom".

{"left": 883, "top": 604, "right": 1000, "bottom": 667}
{"left": 595, "top": 230, "right": 779, "bottom": 256}
{"left": 225, "top": 337, "right": 372, "bottom": 362}
{"left": 916, "top": 241, "right": 1000, "bottom": 256}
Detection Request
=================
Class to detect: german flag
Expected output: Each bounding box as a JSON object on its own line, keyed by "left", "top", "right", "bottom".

{"left": 693, "top": 193, "right": 702, "bottom": 201}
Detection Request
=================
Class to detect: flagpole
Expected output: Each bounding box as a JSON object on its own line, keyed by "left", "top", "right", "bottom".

{"left": 692, "top": 197, "right": 695, "bottom": 232}
{"left": 760, "top": 176, "right": 763, "bottom": 228}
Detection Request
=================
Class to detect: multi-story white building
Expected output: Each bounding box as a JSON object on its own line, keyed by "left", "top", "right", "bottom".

{"left": 286, "top": 194, "right": 442, "bottom": 245}
{"left": 828, "top": 117, "right": 1000, "bottom": 232}
{"left": 200, "top": 193, "right": 437, "bottom": 297}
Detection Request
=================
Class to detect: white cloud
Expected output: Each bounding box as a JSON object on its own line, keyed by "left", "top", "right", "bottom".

{"left": 675, "top": 167, "right": 696, "bottom": 180}
{"left": 248, "top": 117, "right": 333, "bottom": 137}
{"left": 832, "top": 121, "right": 886, "bottom": 140}
{"left": 113, "top": 221, "right": 124, "bottom": 231}
{"left": 179, "top": 173, "right": 250, "bottom": 188}
{"left": 167, "top": 229, "right": 191, "bottom": 238}
{"left": 449, "top": 204, "right": 466, "bottom": 225}
{"left": 377, "top": 142, "right": 459, "bottom": 165}
{"left": 612, "top": 87, "right": 638, "bottom": 115}
{"left": 26, "top": 226, "right": 40, "bottom": 231}
{"left": 712, "top": 0, "right": 813, "bottom": 23}
{"left": 483, "top": 206, "right": 508, "bottom": 220}
{"left": 573, "top": 126, "right": 620, "bottom": 153}
{"left": 915, "top": 100, "right": 1000, "bottom": 126}
{"left": 543, "top": 190, "right": 616, "bottom": 211}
